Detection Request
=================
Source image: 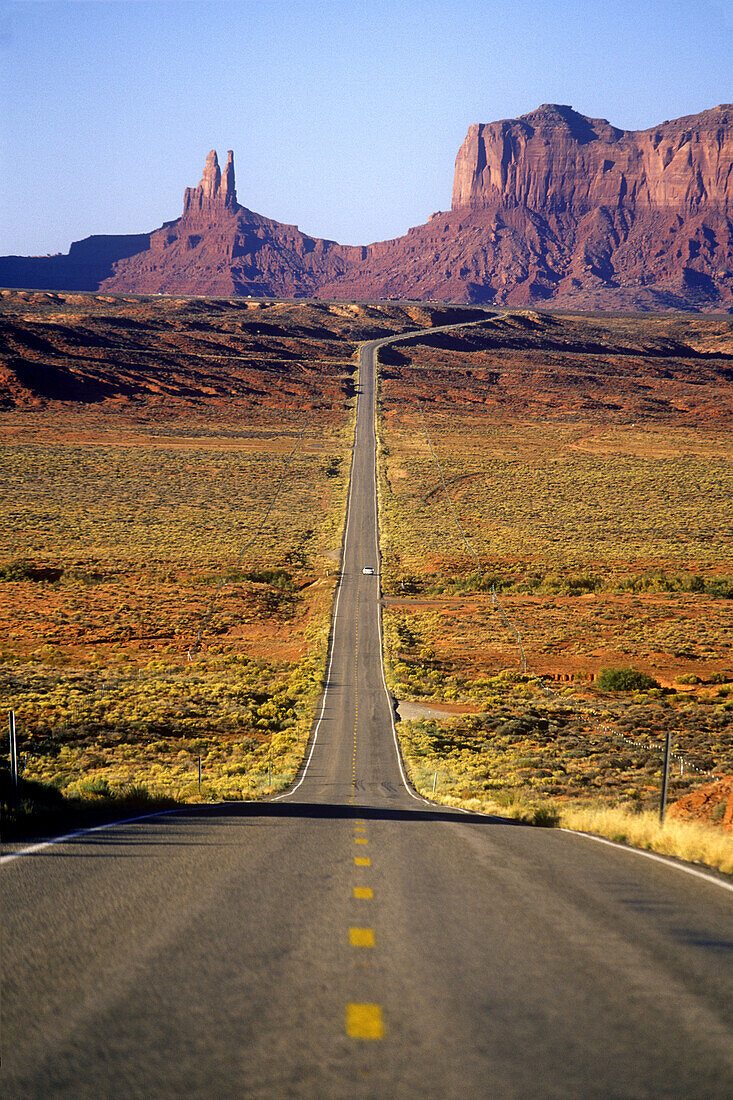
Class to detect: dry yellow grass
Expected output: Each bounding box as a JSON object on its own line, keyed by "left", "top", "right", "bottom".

{"left": 559, "top": 805, "right": 733, "bottom": 876}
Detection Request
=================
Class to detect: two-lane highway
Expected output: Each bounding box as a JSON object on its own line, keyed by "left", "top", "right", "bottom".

{"left": 272, "top": 332, "right": 422, "bottom": 812}
{"left": 2, "top": 325, "right": 732, "bottom": 1098}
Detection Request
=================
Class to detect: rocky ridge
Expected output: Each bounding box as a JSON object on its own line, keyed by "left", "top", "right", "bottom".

{"left": 2, "top": 104, "right": 732, "bottom": 309}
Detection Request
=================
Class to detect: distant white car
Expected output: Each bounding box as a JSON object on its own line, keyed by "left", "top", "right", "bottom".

{"left": 362, "top": 567, "right": 375, "bottom": 575}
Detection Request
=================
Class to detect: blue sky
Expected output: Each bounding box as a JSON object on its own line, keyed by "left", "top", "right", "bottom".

{"left": 1, "top": 0, "right": 731, "bottom": 255}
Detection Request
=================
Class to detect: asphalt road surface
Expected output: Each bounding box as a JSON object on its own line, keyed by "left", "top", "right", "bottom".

{"left": 2, "top": 327, "right": 732, "bottom": 1098}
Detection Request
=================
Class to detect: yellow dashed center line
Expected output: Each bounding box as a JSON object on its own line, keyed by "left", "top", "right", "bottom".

{"left": 349, "top": 927, "right": 375, "bottom": 948}
{"left": 351, "top": 579, "right": 360, "bottom": 803}
{"left": 346, "top": 1003, "right": 384, "bottom": 1040}
{"left": 346, "top": 526, "right": 384, "bottom": 1039}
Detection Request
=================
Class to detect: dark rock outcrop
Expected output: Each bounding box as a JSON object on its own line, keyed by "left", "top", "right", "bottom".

{"left": 0, "top": 233, "right": 151, "bottom": 292}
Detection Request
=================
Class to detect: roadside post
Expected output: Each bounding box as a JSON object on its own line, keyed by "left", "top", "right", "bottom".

{"left": 660, "top": 726, "right": 672, "bottom": 825}
{"left": 198, "top": 754, "right": 202, "bottom": 792}
{"left": 9, "top": 709, "right": 18, "bottom": 797}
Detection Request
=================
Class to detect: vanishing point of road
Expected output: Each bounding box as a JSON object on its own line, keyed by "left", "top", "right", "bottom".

{"left": 2, "top": 324, "right": 732, "bottom": 1098}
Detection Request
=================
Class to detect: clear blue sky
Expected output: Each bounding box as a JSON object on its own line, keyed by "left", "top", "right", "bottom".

{"left": 1, "top": 0, "right": 731, "bottom": 255}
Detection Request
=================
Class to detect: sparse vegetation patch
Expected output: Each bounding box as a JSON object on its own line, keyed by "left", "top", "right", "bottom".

{"left": 4, "top": 294, "right": 464, "bottom": 830}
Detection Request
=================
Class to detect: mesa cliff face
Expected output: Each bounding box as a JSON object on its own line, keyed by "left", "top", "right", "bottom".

{"left": 451, "top": 104, "right": 732, "bottom": 214}
{"left": 2, "top": 104, "right": 732, "bottom": 310}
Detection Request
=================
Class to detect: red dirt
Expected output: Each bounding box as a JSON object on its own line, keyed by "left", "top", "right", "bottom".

{"left": 668, "top": 776, "right": 733, "bottom": 831}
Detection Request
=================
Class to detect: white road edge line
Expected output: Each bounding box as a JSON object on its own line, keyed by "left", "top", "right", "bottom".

{"left": 271, "top": 566, "right": 347, "bottom": 801}
{"left": 448, "top": 798, "right": 733, "bottom": 895}
{"left": 447, "top": 803, "right": 733, "bottom": 895}
{"left": 377, "top": 595, "right": 429, "bottom": 805}
{"left": 559, "top": 827, "right": 733, "bottom": 894}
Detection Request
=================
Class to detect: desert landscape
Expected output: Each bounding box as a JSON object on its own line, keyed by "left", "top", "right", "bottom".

{"left": 1, "top": 291, "right": 731, "bottom": 866}
{"left": 0, "top": 290, "right": 478, "bottom": 826}
{"left": 5, "top": 4, "right": 733, "bottom": 1091}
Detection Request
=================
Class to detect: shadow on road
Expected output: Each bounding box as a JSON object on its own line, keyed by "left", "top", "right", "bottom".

{"left": 255, "top": 800, "right": 516, "bottom": 825}
{"left": 4, "top": 799, "right": 527, "bottom": 858}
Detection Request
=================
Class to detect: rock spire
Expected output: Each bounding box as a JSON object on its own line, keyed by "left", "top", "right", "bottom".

{"left": 183, "top": 149, "right": 237, "bottom": 217}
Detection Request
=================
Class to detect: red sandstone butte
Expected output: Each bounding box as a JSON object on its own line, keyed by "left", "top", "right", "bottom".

{"left": 2, "top": 104, "right": 731, "bottom": 310}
